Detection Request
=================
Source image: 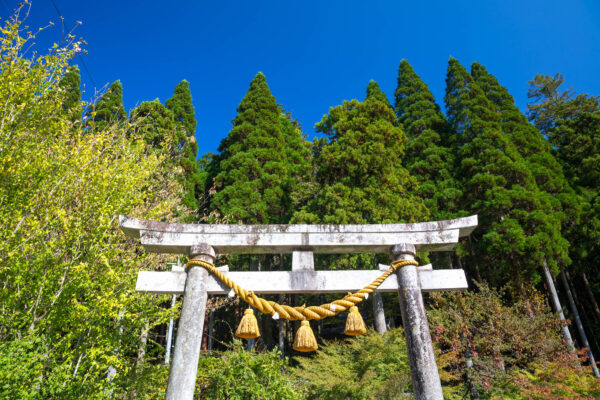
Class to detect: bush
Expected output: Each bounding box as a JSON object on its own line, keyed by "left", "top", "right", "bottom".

{"left": 292, "top": 329, "right": 412, "bottom": 400}
{"left": 428, "top": 283, "right": 600, "bottom": 398}
{"left": 195, "top": 340, "right": 301, "bottom": 400}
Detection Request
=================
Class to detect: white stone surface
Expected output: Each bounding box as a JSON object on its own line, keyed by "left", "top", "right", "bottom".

{"left": 292, "top": 250, "right": 314, "bottom": 271}
{"left": 135, "top": 268, "right": 467, "bottom": 294}
{"left": 119, "top": 215, "right": 478, "bottom": 254}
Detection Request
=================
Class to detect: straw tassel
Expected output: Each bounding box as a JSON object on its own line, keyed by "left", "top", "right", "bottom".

{"left": 344, "top": 306, "right": 367, "bottom": 336}
{"left": 235, "top": 308, "right": 260, "bottom": 339}
{"left": 293, "top": 320, "right": 318, "bottom": 352}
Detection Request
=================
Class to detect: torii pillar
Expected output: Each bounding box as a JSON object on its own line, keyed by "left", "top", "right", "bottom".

{"left": 165, "top": 244, "right": 214, "bottom": 400}
{"left": 393, "top": 243, "right": 443, "bottom": 399}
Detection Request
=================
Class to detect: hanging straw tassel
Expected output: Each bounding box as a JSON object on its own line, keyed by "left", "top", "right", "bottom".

{"left": 344, "top": 306, "right": 367, "bottom": 336}
{"left": 293, "top": 320, "right": 318, "bottom": 352}
{"left": 235, "top": 308, "right": 260, "bottom": 339}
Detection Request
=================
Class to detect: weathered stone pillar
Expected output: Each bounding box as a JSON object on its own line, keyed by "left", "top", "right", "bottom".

{"left": 165, "top": 244, "right": 214, "bottom": 400}
{"left": 393, "top": 243, "right": 443, "bottom": 400}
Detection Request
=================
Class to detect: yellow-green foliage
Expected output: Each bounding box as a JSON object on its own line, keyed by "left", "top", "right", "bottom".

{"left": 495, "top": 358, "right": 600, "bottom": 399}
{"left": 292, "top": 329, "right": 412, "bottom": 400}
{"left": 195, "top": 340, "right": 301, "bottom": 400}
{"left": 0, "top": 7, "right": 188, "bottom": 398}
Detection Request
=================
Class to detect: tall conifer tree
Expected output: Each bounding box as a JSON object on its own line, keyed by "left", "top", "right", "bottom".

{"left": 294, "top": 81, "right": 428, "bottom": 268}
{"left": 88, "top": 80, "right": 126, "bottom": 130}
{"left": 472, "top": 64, "right": 572, "bottom": 198}
{"left": 528, "top": 75, "right": 600, "bottom": 309}
{"left": 394, "top": 60, "right": 461, "bottom": 220}
{"left": 445, "top": 58, "right": 568, "bottom": 289}
{"left": 59, "top": 65, "right": 81, "bottom": 121}
{"left": 209, "top": 72, "right": 311, "bottom": 224}
{"left": 297, "top": 80, "right": 427, "bottom": 225}
{"left": 130, "top": 99, "right": 176, "bottom": 149}
{"left": 471, "top": 63, "right": 578, "bottom": 345}
{"left": 166, "top": 80, "right": 202, "bottom": 214}
{"left": 166, "top": 80, "right": 197, "bottom": 137}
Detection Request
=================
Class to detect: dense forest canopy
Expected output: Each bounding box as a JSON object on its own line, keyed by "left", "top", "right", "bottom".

{"left": 1, "top": 5, "right": 599, "bottom": 399}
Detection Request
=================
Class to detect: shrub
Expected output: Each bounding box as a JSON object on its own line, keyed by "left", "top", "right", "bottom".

{"left": 292, "top": 329, "right": 412, "bottom": 400}
{"left": 195, "top": 340, "right": 301, "bottom": 400}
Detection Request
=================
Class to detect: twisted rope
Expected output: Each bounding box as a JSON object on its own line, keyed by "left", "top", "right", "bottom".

{"left": 187, "top": 258, "right": 418, "bottom": 321}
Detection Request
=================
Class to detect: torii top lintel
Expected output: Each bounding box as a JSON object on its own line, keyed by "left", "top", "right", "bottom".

{"left": 118, "top": 215, "right": 478, "bottom": 255}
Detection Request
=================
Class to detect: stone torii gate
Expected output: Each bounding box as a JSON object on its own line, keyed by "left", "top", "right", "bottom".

{"left": 120, "top": 214, "right": 478, "bottom": 400}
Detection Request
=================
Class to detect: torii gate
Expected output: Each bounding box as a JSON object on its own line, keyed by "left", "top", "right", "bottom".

{"left": 120, "top": 214, "right": 478, "bottom": 400}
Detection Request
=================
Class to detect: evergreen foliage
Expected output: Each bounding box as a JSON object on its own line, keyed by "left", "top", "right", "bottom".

{"left": 196, "top": 341, "right": 300, "bottom": 399}
{"left": 59, "top": 65, "right": 82, "bottom": 121}
{"left": 130, "top": 99, "right": 176, "bottom": 149}
{"left": 444, "top": 58, "right": 568, "bottom": 287}
{"left": 527, "top": 74, "right": 600, "bottom": 189}
{"left": 166, "top": 80, "right": 203, "bottom": 213}
{"left": 295, "top": 80, "right": 428, "bottom": 226}
{"left": 293, "top": 81, "right": 428, "bottom": 270}
{"left": 527, "top": 75, "right": 600, "bottom": 278}
{"left": 527, "top": 73, "right": 599, "bottom": 141}
{"left": 208, "top": 72, "right": 311, "bottom": 224}
{"left": 394, "top": 60, "right": 462, "bottom": 220}
{"left": 472, "top": 64, "right": 571, "bottom": 198}
{"left": 365, "top": 80, "right": 391, "bottom": 107}
{"left": 166, "top": 80, "right": 197, "bottom": 137}
{"left": 88, "top": 80, "right": 126, "bottom": 130}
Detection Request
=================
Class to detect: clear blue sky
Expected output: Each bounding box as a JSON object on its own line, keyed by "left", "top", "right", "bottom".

{"left": 4, "top": 0, "right": 600, "bottom": 156}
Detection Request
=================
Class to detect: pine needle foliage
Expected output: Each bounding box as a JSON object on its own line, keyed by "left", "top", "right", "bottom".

{"left": 395, "top": 60, "right": 462, "bottom": 220}
{"left": 294, "top": 81, "right": 428, "bottom": 226}
{"left": 59, "top": 65, "right": 82, "bottom": 122}
{"left": 87, "top": 80, "right": 127, "bottom": 131}
{"left": 445, "top": 58, "right": 568, "bottom": 286}
{"left": 208, "top": 72, "right": 312, "bottom": 224}
{"left": 166, "top": 80, "right": 203, "bottom": 214}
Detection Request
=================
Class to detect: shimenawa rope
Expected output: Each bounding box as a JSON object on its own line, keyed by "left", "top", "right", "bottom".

{"left": 186, "top": 258, "right": 418, "bottom": 321}
{"left": 187, "top": 258, "right": 418, "bottom": 351}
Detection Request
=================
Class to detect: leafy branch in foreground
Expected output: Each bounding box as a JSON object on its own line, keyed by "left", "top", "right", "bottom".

{"left": 0, "top": 6, "right": 189, "bottom": 398}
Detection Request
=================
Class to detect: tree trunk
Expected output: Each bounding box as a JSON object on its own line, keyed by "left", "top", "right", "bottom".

{"left": 262, "top": 308, "right": 273, "bottom": 349}
{"left": 582, "top": 272, "right": 600, "bottom": 322}
{"left": 201, "top": 306, "right": 209, "bottom": 350}
{"left": 207, "top": 309, "right": 214, "bottom": 350}
{"left": 560, "top": 270, "right": 600, "bottom": 377}
{"left": 567, "top": 271, "right": 600, "bottom": 352}
{"left": 372, "top": 292, "right": 387, "bottom": 335}
{"left": 136, "top": 320, "right": 149, "bottom": 370}
{"left": 278, "top": 319, "right": 285, "bottom": 357}
{"left": 542, "top": 262, "right": 575, "bottom": 351}
{"left": 165, "top": 295, "right": 177, "bottom": 363}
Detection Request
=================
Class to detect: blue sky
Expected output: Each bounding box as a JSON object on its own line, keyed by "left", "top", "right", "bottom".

{"left": 4, "top": 0, "right": 600, "bottom": 156}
